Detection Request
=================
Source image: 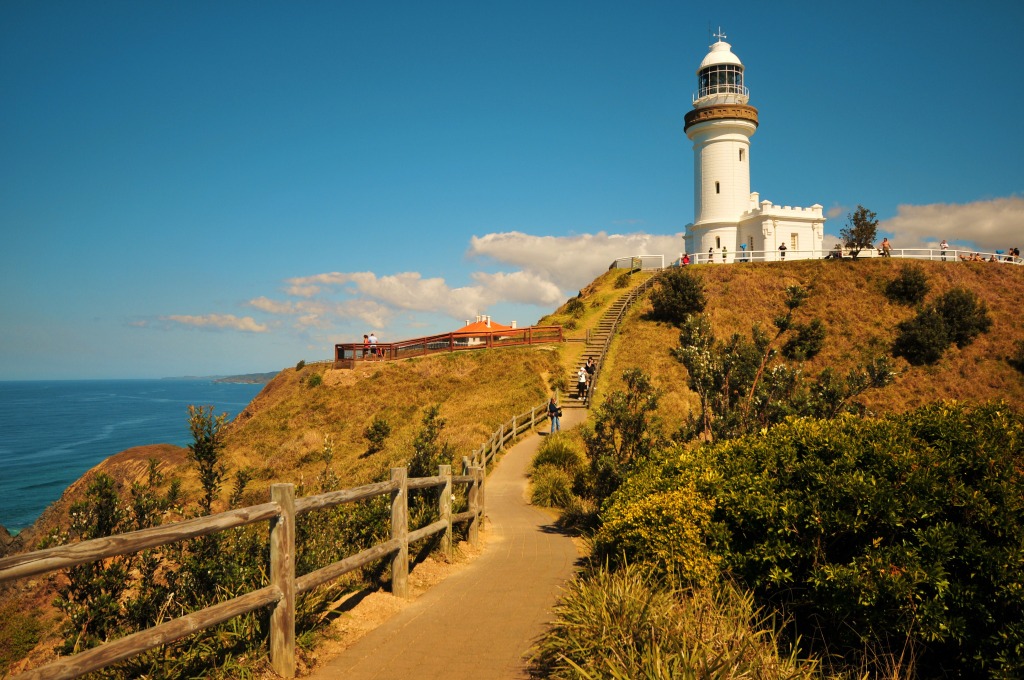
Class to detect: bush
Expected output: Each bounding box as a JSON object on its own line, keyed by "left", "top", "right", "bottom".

{"left": 596, "top": 472, "right": 720, "bottom": 585}
{"left": 531, "top": 565, "right": 817, "bottom": 680}
{"left": 531, "top": 465, "right": 574, "bottom": 508}
{"left": 614, "top": 271, "right": 631, "bottom": 288}
{"left": 647, "top": 268, "right": 707, "bottom": 326}
{"left": 781, "top": 318, "right": 826, "bottom": 361}
{"left": 893, "top": 306, "right": 950, "bottom": 365}
{"left": 305, "top": 373, "right": 322, "bottom": 388}
{"left": 295, "top": 359, "right": 306, "bottom": 371}
{"left": 892, "top": 287, "right": 991, "bottom": 365}
{"left": 934, "top": 286, "right": 992, "bottom": 348}
{"left": 1008, "top": 340, "right": 1024, "bottom": 373}
{"left": 565, "top": 297, "right": 585, "bottom": 317}
{"left": 532, "top": 434, "right": 586, "bottom": 475}
{"left": 885, "top": 264, "right": 930, "bottom": 305}
{"left": 684, "top": 404, "right": 1024, "bottom": 675}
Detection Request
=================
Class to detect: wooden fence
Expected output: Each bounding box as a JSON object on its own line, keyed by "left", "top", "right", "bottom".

{"left": 334, "top": 325, "right": 563, "bottom": 368}
{"left": 0, "top": 402, "right": 554, "bottom": 680}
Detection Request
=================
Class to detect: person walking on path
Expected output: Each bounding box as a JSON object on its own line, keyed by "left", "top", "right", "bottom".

{"left": 940, "top": 239, "right": 949, "bottom": 262}
{"left": 548, "top": 397, "right": 561, "bottom": 433}
{"left": 881, "top": 238, "right": 892, "bottom": 257}
{"left": 584, "top": 357, "right": 596, "bottom": 383}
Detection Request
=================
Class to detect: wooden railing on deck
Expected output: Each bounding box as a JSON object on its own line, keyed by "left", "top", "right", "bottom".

{"left": 335, "top": 325, "right": 563, "bottom": 368}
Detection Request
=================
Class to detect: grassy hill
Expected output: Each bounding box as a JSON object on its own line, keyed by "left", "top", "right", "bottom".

{"left": 5, "top": 258, "right": 1024, "bottom": 674}
{"left": 599, "top": 259, "right": 1024, "bottom": 425}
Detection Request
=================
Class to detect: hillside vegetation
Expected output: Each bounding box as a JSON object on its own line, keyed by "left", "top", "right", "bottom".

{"left": 530, "top": 258, "right": 1024, "bottom": 679}
{"left": 6, "top": 259, "right": 1024, "bottom": 676}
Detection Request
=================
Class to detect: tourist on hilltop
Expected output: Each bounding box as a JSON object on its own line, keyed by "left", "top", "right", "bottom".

{"left": 739, "top": 242, "right": 748, "bottom": 262}
{"left": 682, "top": 253, "right": 691, "bottom": 266}
{"left": 940, "top": 239, "right": 949, "bottom": 261}
{"left": 369, "top": 332, "right": 379, "bottom": 360}
{"left": 721, "top": 245, "right": 728, "bottom": 263}
{"left": 362, "top": 334, "right": 370, "bottom": 359}
{"left": 708, "top": 247, "right": 714, "bottom": 263}
{"left": 881, "top": 238, "right": 892, "bottom": 257}
{"left": 547, "top": 397, "right": 561, "bottom": 433}
{"left": 778, "top": 242, "right": 787, "bottom": 260}
{"left": 577, "top": 365, "right": 588, "bottom": 400}
{"left": 585, "top": 357, "right": 596, "bottom": 383}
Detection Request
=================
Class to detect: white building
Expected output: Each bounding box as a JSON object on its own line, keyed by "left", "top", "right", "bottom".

{"left": 682, "top": 32, "right": 824, "bottom": 263}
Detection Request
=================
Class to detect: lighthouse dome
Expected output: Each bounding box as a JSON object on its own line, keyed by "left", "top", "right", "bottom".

{"left": 698, "top": 40, "right": 743, "bottom": 72}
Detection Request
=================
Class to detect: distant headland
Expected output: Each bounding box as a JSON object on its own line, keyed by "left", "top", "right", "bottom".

{"left": 160, "top": 372, "right": 279, "bottom": 385}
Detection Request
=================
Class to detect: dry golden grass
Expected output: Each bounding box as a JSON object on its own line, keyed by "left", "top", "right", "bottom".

{"left": 597, "top": 259, "right": 1024, "bottom": 430}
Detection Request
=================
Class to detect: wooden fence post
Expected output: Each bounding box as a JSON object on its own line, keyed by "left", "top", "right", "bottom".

{"left": 270, "top": 483, "right": 295, "bottom": 678}
{"left": 390, "top": 467, "right": 409, "bottom": 598}
{"left": 467, "top": 466, "right": 481, "bottom": 547}
{"left": 438, "top": 464, "right": 452, "bottom": 560}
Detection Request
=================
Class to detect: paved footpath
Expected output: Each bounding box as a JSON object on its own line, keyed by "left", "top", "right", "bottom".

{"left": 305, "top": 408, "right": 586, "bottom": 680}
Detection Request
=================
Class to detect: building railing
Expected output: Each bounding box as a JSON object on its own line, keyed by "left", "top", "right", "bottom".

{"left": 335, "top": 325, "right": 563, "bottom": 368}
{"left": 0, "top": 466, "right": 485, "bottom": 679}
{"left": 609, "top": 255, "right": 665, "bottom": 271}
{"left": 673, "top": 248, "right": 1024, "bottom": 266}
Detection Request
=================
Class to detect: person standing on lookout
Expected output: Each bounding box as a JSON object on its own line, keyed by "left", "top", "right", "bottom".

{"left": 881, "top": 237, "right": 892, "bottom": 257}
{"left": 778, "top": 243, "right": 787, "bottom": 260}
{"left": 940, "top": 239, "right": 949, "bottom": 262}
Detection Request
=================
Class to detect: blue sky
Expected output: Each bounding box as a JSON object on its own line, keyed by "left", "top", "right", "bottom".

{"left": 2, "top": 1, "right": 1022, "bottom": 380}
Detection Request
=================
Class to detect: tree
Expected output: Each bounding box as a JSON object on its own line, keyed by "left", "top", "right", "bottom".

{"left": 839, "top": 205, "right": 879, "bottom": 259}
{"left": 647, "top": 268, "right": 707, "bottom": 326}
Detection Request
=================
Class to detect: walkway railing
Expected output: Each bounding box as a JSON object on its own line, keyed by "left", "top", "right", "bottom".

{"left": 335, "top": 325, "right": 563, "bottom": 368}
{"left": 583, "top": 272, "right": 663, "bottom": 407}
{"left": 0, "top": 466, "right": 485, "bottom": 679}
{"left": 673, "top": 248, "right": 1023, "bottom": 266}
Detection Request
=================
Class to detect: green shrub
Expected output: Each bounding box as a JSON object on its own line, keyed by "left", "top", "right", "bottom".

{"left": 885, "top": 264, "right": 930, "bottom": 305}
{"left": 782, "top": 318, "right": 826, "bottom": 361}
{"left": 0, "top": 602, "right": 43, "bottom": 671}
{"left": 566, "top": 297, "right": 586, "bottom": 317}
{"left": 531, "top": 464, "right": 574, "bottom": 508}
{"left": 295, "top": 359, "right": 306, "bottom": 371}
{"left": 531, "top": 565, "right": 816, "bottom": 680}
{"left": 685, "top": 404, "right": 1024, "bottom": 676}
{"left": 1008, "top": 340, "right": 1024, "bottom": 373}
{"left": 363, "top": 415, "right": 392, "bottom": 456}
{"left": 305, "top": 373, "right": 322, "bottom": 388}
{"left": 647, "top": 268, "right": 707, "bottom": 326}
{"left": 934, "top": 286, "right": 992, "bottom": 348}
{"left": 892, "top": 306, "right": 950, "bottom": 365}
{"left": 532, "top": 434, "right": 586, "bottom": 475}
{"left": 614, "top": 271, "right": 631, "bottom": 288}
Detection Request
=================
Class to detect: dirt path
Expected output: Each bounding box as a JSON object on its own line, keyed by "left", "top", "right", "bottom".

{"left": 303, "top": 408, "right": 586, "bottom": 680}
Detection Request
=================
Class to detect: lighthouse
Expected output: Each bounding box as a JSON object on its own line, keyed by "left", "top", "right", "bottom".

{"left": 683, "top": 31, "right": 824, "bottom": 262}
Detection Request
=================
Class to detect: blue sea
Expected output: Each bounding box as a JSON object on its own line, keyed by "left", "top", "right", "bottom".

{"left": 0, "top": 379, "right": 266, "bottom": 533}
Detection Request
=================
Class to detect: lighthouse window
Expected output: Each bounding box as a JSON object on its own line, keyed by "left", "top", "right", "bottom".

{"left": 739, "top": 149, "right": 745, "bottom": 161}
{"left": 698, "top": 64, "right": 745, "bottom": 98}
{"left": 715, "top": 181, "right": 720, "bottom": 194}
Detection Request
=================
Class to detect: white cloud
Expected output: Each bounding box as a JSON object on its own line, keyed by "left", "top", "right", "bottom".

{"left": 468, "top": 231, "right": 683, "bottom": 291}
{"left": 879, "top": 196, "right": 1024, "bottom": 250}
{"left": 162, "top": 314, "right": 268, "bottom": 333}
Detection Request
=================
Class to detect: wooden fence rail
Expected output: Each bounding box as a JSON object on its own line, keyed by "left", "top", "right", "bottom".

{"left": 0, "top": 464, "right": 485, "bottom": 680}
{"left": 334, "top": 325, "right": 563, "bottom": 368}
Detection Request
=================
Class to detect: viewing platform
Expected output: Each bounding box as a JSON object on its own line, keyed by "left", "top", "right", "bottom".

{"left": 334, "top": 325, "right": 563, "bottom": 369}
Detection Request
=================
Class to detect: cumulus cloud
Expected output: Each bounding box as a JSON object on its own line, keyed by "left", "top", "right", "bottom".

{"left": 880, "top": 196, "right": 1024, "bottom": 251}
{"left": 467, "top": 231, "right": 683, "bottom": 291}
{"left": 163, "top": 314, "right": 268, "bottom": 333}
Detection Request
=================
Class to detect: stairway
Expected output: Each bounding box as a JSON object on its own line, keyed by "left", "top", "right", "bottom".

{"left": 561, "top": 273, "right": 660, "bottom": 409}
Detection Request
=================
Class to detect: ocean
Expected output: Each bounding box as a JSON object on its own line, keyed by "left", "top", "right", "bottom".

{"left": 0, "top": 379, "right": 266, "bottom": 533}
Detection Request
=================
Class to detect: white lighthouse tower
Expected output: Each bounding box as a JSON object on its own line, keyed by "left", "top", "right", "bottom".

{"left": 683, "top": 31, "right": 824, "bottom": 262}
